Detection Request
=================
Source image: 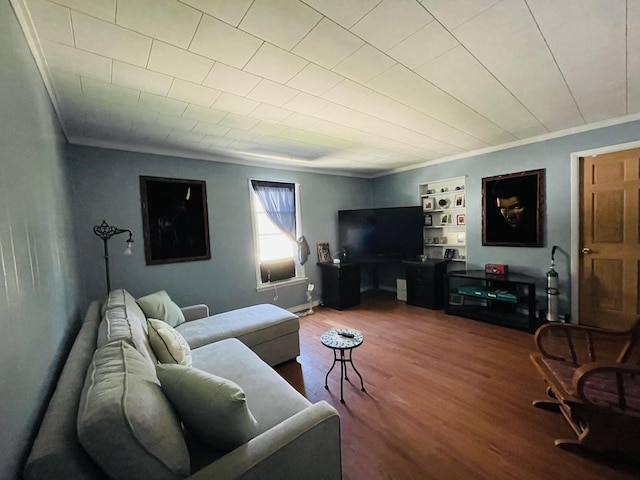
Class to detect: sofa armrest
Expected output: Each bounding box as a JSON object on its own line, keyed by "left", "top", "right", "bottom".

{"left": 181, "top": 304, "right": 209, "bottom": 322}
{"left": 187, "top": 401, "right": 341, "bottom": 480}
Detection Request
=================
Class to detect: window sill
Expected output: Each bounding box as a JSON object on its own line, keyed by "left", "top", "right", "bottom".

{"left": 256, "top": 276, "right": 308, "bottom": 292}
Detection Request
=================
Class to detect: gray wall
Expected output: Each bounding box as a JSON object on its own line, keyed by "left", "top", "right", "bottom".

{"left": 372, "top": 121, "right": 640, "bottom": 315}
{"left": 0, "top": 3, "right": 82, "bottom": 479}
{"left": 67, "top": 145, "right": 371, "bottom": 313}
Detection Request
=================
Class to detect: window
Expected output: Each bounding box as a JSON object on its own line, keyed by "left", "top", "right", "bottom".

{"left": 249, "top": 180, "right": 305, "bottom": 289}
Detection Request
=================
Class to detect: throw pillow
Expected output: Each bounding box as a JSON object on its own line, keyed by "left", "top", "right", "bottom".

{"left": 148, "top": 318, "right": 192, "bottom": 367}
{"left": 137, "top": 290, "right": 185, "bottom": 327}
{"left": 156, "top": 364, "right": 258, "bottom": 451}
{"left": 77, "top": 340, "right": 190, "bottom": 480}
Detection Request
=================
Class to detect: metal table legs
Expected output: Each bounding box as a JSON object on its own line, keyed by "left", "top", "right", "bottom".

{"left": 324, "top": 347, "right": 365, "bottom": 403}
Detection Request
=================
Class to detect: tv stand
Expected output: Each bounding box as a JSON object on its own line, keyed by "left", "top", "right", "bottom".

{"left": 445, "top": 270, "right": 539, "bottom": 332}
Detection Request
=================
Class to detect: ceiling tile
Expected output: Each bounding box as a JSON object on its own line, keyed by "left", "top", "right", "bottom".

{"left": 332, "top": 44, "right": 396, "bottom": 84}
{"left": 182, "top": 104, "right": 227, "bottom": 123}
{"left": 416, "top": 46, "right": 546, "bottom": 138}
{"left": 219, "top": 113, "right": 261, "bottom": 130}
{"left": 287, "top": 64, "right": 344, "bottom": 96}
{"left": 138, "top": 92, "right": 188, "bottom": 116}
{"left": 454, "top": 0, "right": 584, "bottom": 130}
{"left": 148, "top": 41, "right": 214, "bottom": 84}
{"left": 180, "top": 0, "right": 252, "bottom": 26}
{"left": 167, "top": 79, "right": 222, "bottom": 107}
{"left": 239, "top": 0, "right": 321, "bottom": 50}
{"left": 203, "top": 63, "right": 261, "bottom": 96}
{"left": 628, "top": 0, "right": 640, "bottom": 112}
{"left": 292, "top": 18, "right": 364, "bottom": 69}
{"left": 156, "top": 114, "right": 198, "bottom": 130}
{"left": 167, "top": 130, "right": 205, "bottom": 143}
{"left": 350, "top": 0, "right": 433, "bottom": 51}
{"left": 213, "top": 92, "right": 260, "bottom": 115}
{"left": 529, "top": 0, "right": 627, "bottom": 123}
{"left": 110, "top": 104, "right": 158, "bottom": 124}
{"left": 321, "top": 79, "right": 372, "bottom": 106}
{"left": 50, "top": 69, "right": 82, "bottom": 97}
{"left": 116, "top": 0, "right": 201, "bottom": 49}
{"left": 244, "top": 43, "right": 308, "bottom": 83}
{"left": 26, "top": 0, "right": 73, "bottom": 46}
{"left": 251, "top": 122, "right": 289, "bottom": 136}
{"left": 47, "top": 0, "right": 115, "bottom": 22}
{"left": 420, "top": 0, "right": 500, "bottom": 30}
{"left": 278, "top": 112, "right": 318, "bottom": 129}
{"left": 283, "top": 92, "right": 331, "bottom": 115}
{"left": 251, "top": 104, "right": 293, "bottom": 122}
{"left": 224, "top": 128, "right": 261, "bottom": 141}
{"left": 300, "top": 0, "right": 381, "bottom": 29}
{"left": 81, "top": 77, "right": 140, "bottom": 107}
{"left": 190, "top": 15, "right": 262, "bottom": 68}
{"left": 247, "top": 79, "right": 299, "bottom": 107}
{"left": 193, "top": 122, "right": 231, "bottom": 136}
{"left": 387, "top": 21, "right": 458, "bottom": 70}
{"left": 72, "top": 12, "right": 151, "bottom": 67}
{"left": 112, "top": 61, "right": 173, "bottom": 96}
{"left": 40, "top": 40, "right": 112, "bottom": 82}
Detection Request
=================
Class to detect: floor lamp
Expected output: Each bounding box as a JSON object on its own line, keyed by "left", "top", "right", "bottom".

{"left": 93, "top": 220, "right": 134, "bottom": 294}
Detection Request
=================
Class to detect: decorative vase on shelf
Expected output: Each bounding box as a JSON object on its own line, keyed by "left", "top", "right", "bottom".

{"left": 438, "top": 198, "right": 448, "bottom": 208}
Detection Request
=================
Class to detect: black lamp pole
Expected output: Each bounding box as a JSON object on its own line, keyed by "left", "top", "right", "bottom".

{"left": 92, "top": 220, "right": 133, "bottom": 294}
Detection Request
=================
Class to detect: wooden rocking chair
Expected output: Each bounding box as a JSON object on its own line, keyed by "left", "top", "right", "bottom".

{"left": 530, "top": 318, "right": 640, "bottom": 459}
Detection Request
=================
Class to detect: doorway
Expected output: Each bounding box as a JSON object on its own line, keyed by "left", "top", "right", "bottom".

{"left": 576, "top": 147, "right": 640, "bottom": 329}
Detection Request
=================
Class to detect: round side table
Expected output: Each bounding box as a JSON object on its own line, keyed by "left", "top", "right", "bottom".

{"left": 321, "top": 328, "right": 366, "bottom": 403}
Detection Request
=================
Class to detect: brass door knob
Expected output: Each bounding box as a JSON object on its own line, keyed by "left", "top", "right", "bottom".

{"left": 581, "top": 247, "right": 592, "bottom": 255}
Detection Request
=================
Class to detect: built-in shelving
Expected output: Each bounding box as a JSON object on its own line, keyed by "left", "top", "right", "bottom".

{"left": 418, "top": 176, "right": 466, "bottom": 266}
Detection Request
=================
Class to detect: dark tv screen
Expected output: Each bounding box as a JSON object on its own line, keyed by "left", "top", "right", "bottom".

{"left": 338, "top": 206, "right": 423, "bottom": 261}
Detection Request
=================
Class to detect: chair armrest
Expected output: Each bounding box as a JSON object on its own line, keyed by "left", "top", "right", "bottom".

{"left": 186, "top": 401, "right": 341, "bottom": 480}
{"left": 181, "top": 304, "right": 209, "bottom": 322}
{"left": 534, "top": 322, "right": 632, "bottom": 364}
{"left": 573, "top": 362, "right": 640, "bottom": 413}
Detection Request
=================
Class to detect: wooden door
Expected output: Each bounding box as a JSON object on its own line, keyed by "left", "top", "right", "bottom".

{"left": 579, "top": 149, "right": 640, "bottom": 329}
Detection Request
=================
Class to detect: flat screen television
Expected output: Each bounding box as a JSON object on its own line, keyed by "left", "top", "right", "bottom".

{"left": 338, "top": 206, "right": 423, "bottom": 261}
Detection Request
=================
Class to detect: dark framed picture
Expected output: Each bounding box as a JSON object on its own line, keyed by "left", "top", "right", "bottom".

{"left": 482, "top": 169, "right": 544, "bottom": 247}
{"left": 456, "top": 214, "right": 465, "bottom": 225}
{"left": 317, "top": 242, "right": 331, "bottom": 263}
{"left": 140, "top": 176, "right": 211, "bottom": 265}
{"left": 444, "top": 248, "right": 455, "bottom": 259}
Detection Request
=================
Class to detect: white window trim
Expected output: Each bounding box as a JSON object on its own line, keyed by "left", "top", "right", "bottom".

{"left": 248, "top": 178, "right": 306, "bottom": 291}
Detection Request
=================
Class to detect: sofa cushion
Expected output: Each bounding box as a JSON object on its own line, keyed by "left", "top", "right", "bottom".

{"left": 157, "top": 364, "right": 258, "bottom": 450}
{"left": 98, "top": 289, "right": 157, "bottom": 365}
{"left": 77, "top": 341, "right": 190, "bottom": 480}
{"left": 148, "top": 318, "right": 192, "bottom": 367}
{"left": 176, "top": 304, "right": 298, "bottom": 351}
{"left": 137, "top": 290, "right": 185, "bottom": 328}
{"left": 191, "top": 338, "right": 311, "bottom": 436}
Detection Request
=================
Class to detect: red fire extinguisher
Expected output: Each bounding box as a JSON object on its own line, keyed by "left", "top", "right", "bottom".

{"left": 546, "top": 245, "right": 559, "bottom": 322}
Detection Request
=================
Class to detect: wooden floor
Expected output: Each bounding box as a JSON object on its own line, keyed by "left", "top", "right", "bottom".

{"left": 275, "top": 292, "right": 640, "bottom": 480}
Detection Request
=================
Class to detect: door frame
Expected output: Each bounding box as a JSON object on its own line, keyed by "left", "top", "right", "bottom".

{"left": 569, "top": 140, "right": 640, "bottom": 323}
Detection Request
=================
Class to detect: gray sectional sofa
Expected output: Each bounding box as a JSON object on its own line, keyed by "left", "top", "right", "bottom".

{"left": 24, "top": 289, "right": 342, "bottom": 480}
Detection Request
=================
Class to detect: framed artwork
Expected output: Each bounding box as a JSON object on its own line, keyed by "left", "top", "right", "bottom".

{"left": 444, "top": 248, "right": 455, "bottom": 259}
{"left": 317, "top": 242, "right": 331, "bottom": 263}
{"left": 454, "top": 194, "right": 465, "bottom": 207}
{"left": 424, "top": 214, "right": 432, "bottom": 226}
{"left": 456, "top": 214, "right": 466, "bottom": 225}
{"left": 441, "top": 214, "right": 449, "bottom": 224}
{"left": 422, "top": 197, "right": 434, "bottom": 211}
{"left": 482, "top": 169, "right": 544, "bottom": 247}
{"left": 140, "top": 176, "right": 211, "bottom": 265}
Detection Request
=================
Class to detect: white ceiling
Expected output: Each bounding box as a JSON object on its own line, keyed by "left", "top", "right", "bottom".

{"left": 11, "top": 0, "right": 640, "bottom": 177}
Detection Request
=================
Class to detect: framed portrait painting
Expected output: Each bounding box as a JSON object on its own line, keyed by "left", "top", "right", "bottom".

{"left": 140, "top": 176, "right": 211, "bottom": 265}
{"left": 482, "top": 169, "right": 544, "bottom": 247}
{"left": 317, "top": 242, "right": 331, "bottom": 263}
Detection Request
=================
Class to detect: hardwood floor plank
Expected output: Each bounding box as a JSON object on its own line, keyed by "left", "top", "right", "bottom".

{"left": 275, "top": 292, "right": 640, "bottom": 480}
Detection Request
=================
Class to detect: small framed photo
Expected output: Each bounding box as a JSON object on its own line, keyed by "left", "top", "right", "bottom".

{"left": 422, "top": 197, "right": 434, "bottom": 211}
{"left": 444, "top": 248, "right": 455, "bottom": 259}
{"left": 457, "top": 232, "right": 466, "bottom": 244}
{"left": 317, "top": 242, "right": 331, "bottom": 263}
{"left": 454, "top": 193, "right": 465, "bottom": 207}
{"left": 441, "top": 214, "right": 449, "bottom": 225}
{"left": 424, "top": 214, "right": 432, "bottom": 226}
{"left": 456, "top": 214, "right": 466, "bottom": 225}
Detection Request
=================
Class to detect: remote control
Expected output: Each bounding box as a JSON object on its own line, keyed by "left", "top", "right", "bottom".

{"left": 339, "top": 331, "right": 355, "bottom": 338}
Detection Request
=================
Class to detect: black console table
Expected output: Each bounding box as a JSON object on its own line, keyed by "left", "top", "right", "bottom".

{"left": 317, "top": 262, "right": 361, "bottom": 310}
{"left": 445, "top": 270, "right": 539, "bottom": 332}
